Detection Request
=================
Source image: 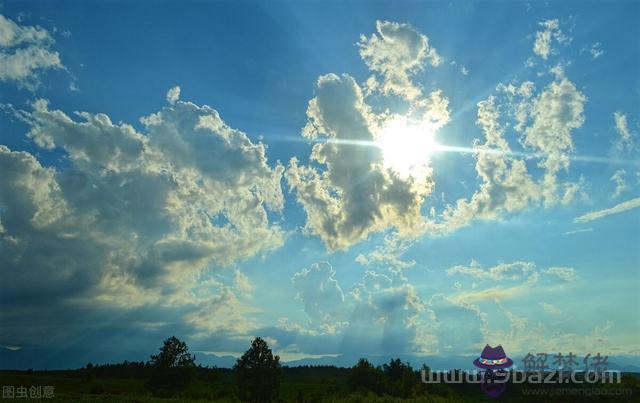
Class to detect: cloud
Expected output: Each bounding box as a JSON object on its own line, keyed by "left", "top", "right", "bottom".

{"left": 436, "top": 47, "right": 586, "bottom": 232}
{"left": 425, "top": 294, "right": 487, "bottom": 354}
{"left": 490, "top": 302, "right": 618, "bottom": 356}
{"left": 611, "top": 169, "right": 627, "bottom": 198}
{"left": 184, "top": 287, "right": 258, "bottom": 335}
{"left": 447, "top": 260, "right": 538, "bottom": 283}
{"left": 543, "top": 266, "right": 579, "bottom": 283}
{"left": 588, "top": 42, "right": 604, "bottom": 59}
{"left": 564, "top": 227, "right": 593, "bottom": 235}
{"left": 287, "top": 21, "right": 450, "bottom": 250}
{"left": 291, "top": 262, "right": 346, "bottom": 333}
{"left": 523, "top": 77, "right": 586, "bottom": 204}
{"left": 613, "top": 111, "right": 634, "bottom": 152}
{"left": 0, "top": 14, "right": 64, "bottom": 89}
{"left": 359, "top": 20, "right": 442, "bottom": 100}
{"left": 290, "top": 259, "right": 432, "bottom": 355}
{"left": 447, "top": 260, "right": 581, "bottom": 303}
{"left": 166, "top": 86, "right": 181, "bottom": 104}
{"left": 452, "top": 285, "right": 527, "bottom": 302}
{"left": 574, "top": 197, "right": 640, "bottom": 223}
{"left": 1, "top": 92, "right": 285, "bottom": 313}
{"left": 540, "top": 302, "right": 563, "bottom": 315}
{"left": 234, "top": 270, "right": 253, "bottom": 295}
{"left": 354, "top": 234, "right": 416, "bottom": 272}
{"left": 533, "top": 19, "right": 568, "bottom": 60}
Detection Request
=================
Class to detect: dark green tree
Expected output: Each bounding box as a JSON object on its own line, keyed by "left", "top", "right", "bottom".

{"left": 348, "top": 358, "right": 384, "bottom": 395}
{"left": 149, "top": 336, "right": 196, "bottom": 367}
{"left": 382, "top": 358, "right": 418, "bottom": 397}
{"left": 234, "top": 337, "right": 281, "bottom": 402}
{"left": 147, "top": 336, "right": 196, "bottom": 396}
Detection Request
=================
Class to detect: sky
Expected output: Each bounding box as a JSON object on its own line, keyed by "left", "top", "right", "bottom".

{"left": 0, "top": 0, "right": 639, "bottom": 369}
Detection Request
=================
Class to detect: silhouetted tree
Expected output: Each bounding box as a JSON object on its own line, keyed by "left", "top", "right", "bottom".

{"left": 382, "top": 358, "right": 418, "bottom": 397}
{"left": 149, "top": 336, "right": 195, "bottom": 367}
{"left": 84, "top": 362, "right": 94, "bottom": 381}
{"left": 234, "top": 337, "right": 281, "bottom": 402}
{"left": 147, "top": 336, "right": 196, "bottom": 396}
{"left": 348, "top": 358, "right": 384, "bottom": 395}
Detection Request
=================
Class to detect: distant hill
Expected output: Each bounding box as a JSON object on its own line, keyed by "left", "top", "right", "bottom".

{"left": 198, "top": 352, "right": 640, "bottom": 373}
{"left": 3, "top": 346, "right": 640, "bottom": 373}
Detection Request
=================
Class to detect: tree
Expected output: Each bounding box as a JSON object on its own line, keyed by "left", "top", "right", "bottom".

{"left": 149, "top": 336, "right": 196, "bottom": 368}
{"left": 234, "top": 337, "right": 281, "bottom": 402}
{"left": 147, "top": 336, "right": 196, "bottom": 396}
{"left": 348, "top": 358, "right": 384, "bottom": 395}
{"left": 382, "top": 358, "right": 418, "bottom": 397}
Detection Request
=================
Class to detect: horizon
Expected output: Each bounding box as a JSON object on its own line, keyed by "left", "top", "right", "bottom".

{"left": 1, "top": 0, "right": 639, "bottom": 376}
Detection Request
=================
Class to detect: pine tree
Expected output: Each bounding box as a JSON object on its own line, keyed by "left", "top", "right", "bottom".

{"left": 234, "top": 337, "right": 281, "bottom": 402}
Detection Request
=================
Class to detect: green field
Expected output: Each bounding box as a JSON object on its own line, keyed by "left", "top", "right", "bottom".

{"left": 1, "top": 367, "right": 639, "bottom": 402}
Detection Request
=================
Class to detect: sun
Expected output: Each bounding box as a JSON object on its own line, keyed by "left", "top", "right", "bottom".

{"left": 376, "top": 116, "right": 439, "bottom": 178}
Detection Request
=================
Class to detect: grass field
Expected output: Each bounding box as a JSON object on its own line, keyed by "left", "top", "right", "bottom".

{"left": 1, "top": 368, "right": 639, "bottom": 402}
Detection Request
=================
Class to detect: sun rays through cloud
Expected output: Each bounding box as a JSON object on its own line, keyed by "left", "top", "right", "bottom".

{"left": 0, "top": 1, "right": 638, "bottom": 372}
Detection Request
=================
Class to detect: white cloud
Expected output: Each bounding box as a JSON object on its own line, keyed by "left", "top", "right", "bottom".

{"left": 533, "top": 19, "right": 568, "bottom": 60}
{"left": 574, "top": 197, "right": 640, "bottom": 223}
{"left": 589, "top": 42, "right": 604, "bottom": 59}
{"left": 436, "top": 63, "right": 586, "bottom": 232}
{"left": 166, "top": 86, "right": 181, "bottom": 104}
{"left": 291, "top": 262, "right": 346, "bottom": 333}
{"left": 184, "top": 287, "right": 258, "bottom": 335}
{"left": 290, "top": 259, "right": 431, "bottom": 355}
{"left": 613, "top": 111, "right": 634, "bottom": 152}
{"left": 234, "top": 270, "right": 253, "bottom": 295}
{"left": 287, "top": 60, "right": 447, "bottom": 249}
{"left": 1, "top": 92, "right": 285, "bottom": 309}
{"left": 447, "top": 260, "right": 581, "bottom": 304}
{"left": 447, "top": 260, "right": 538, "bottom": 284}
{"left": 359, "top": 20, "right": 441, "bottom": 101}
{"left": 564, "top": 227, "right": 593, "bottom": 235}
{"left": 524, "top": 78, "right": 586, "bottom": 204}
{"left": 438, "top": 95, "right": 541, "bottom": 231}
{"left": 611, "top": 169, "right": 627, "bottom": 198}
{"left": 0, "top": 14, "right": 63, "bottom": 88}
{"left": 540, "top": 302, "right": 563, "bottom": 315}
{"left": 543, "top": 266, "right": 579, "bottom": 283}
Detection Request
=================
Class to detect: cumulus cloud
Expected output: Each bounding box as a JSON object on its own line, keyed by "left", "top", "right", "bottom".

{"left": 291, "top": 262, "right": 346, "bottom": 333}
{"left": 613, "top": 111, "right": 634, "bottom": 152}
{"left": 359, "top": 20, "right": 442, "bottom": 100}
{"left": 1, "top": 92, "right": 285, "bottom": 311}
{"left": 574, "top": 197, "right": 640, "bottom": 223}
{"left": 437, "top": 95, "right": 541, "bottom": 230}
{"left": 166, "top": 86, "right": 180, "bottom": 104}
{"left": 287, "top": 21, "right": 449, "bottom": 250}
{"left": 290, "top": 260, "right": 432, "bottom": 355}
{"left": 184, "top": 287, "right": 258, "bottom": 336}
{"left": 0, "top": 14, "right": 63, "bottom": 89}
{"left": 435, "top": 38, "right": 586, "bottom": 232}
{"left": 533, "top": 19, "right": 568, "bottom": 60}
{"left": 524, "top": 77, "right": 586, "bottom": 204}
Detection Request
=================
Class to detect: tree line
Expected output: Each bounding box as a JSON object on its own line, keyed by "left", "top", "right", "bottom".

{"left": 82, "top": 335, "right": 443, "bottom": 401}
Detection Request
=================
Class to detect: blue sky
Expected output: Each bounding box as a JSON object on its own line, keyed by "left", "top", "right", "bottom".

{"left": 0, "top": 0, "right": 638, "bottom": 369}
